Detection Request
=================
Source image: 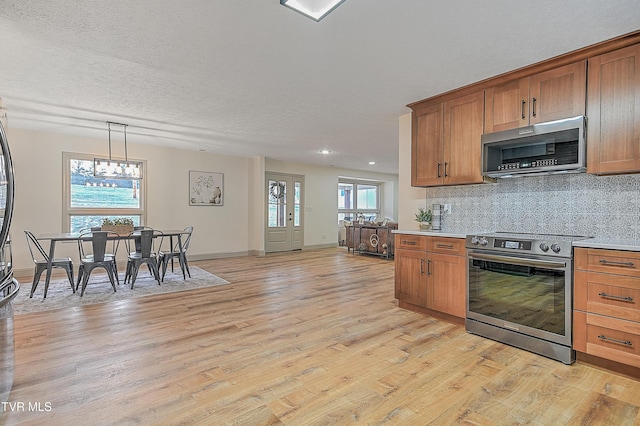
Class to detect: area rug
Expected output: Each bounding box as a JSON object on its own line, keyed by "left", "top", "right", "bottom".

{"left": 13, "top": 266, "right": 230, "bottom": 315}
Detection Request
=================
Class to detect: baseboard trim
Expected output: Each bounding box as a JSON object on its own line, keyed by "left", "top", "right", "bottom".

{"left": 189, "top": 251, "right": 253, "bottom": 260}
{"left": 304, "top": 243, "right": 338, "bottom": 250}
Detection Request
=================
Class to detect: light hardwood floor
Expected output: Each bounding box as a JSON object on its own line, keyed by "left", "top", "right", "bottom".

{"left": 4, "top": 248, "right": 640, "bottom": 425}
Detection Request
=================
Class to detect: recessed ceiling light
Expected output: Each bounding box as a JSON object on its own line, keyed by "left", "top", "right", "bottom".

{"left": 280, "top": 0, "right": 346, "bottom": 22}
{"left": 369, "top": 161, "right": 376, "bottom": 165}
{"left": 320, "top": 149, "right": 331, "bottom": 155}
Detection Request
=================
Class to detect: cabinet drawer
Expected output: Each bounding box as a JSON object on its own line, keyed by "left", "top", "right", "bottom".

{"left": 575, "top": 248, "right": 640, "bottom": 277}
{"left": 427, "top": 237, "right": 465, "bottom": 255}
{"left": 574, "top": 270, "right": 640, "bottom": 322}
{"left": 395, "top": 234, "right": 427, "bottom": 251}
{"left": 581, "top": 313, "right": 640, "bottom": 368}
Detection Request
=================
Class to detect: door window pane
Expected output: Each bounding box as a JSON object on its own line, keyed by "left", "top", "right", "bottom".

{"left": 294, "top": 205, "right": 300, "bottom": 227}
{"left": 294, "top": 181, "right": 301, "bottom": 226}
{"left": 268, "top": 180, "right": 287, "bottom": 228}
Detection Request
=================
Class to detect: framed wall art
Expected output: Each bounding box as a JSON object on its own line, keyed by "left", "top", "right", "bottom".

{"left": 189, "top": 170, "right": 224, "bottom": 206}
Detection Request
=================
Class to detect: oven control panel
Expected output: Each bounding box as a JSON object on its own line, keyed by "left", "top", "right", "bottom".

{"left": 465, "top": 233, "right": 585, "bottom": 258}
{"left": 493, "top": 238, "right": 532, "bottom": 251}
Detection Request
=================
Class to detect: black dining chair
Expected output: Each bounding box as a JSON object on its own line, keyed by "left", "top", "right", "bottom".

{"left": 24, "top": 230, "right": 75, "bottom": 298}
{"left": 124, "top": 228, "right": 163, "bottom": 289}
{"left": 76, "top": 230, "right": 120, "bottom": 296}
{"left": 79, "top": 226, "right": 120, "bottom": 285}
{"left": 159, "top": 226, "right": 193, "bottom": 281}
{"left": 129, "top": 226, "right": 152, "bottom": 256}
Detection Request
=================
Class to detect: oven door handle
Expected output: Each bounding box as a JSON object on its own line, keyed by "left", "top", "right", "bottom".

{"left": 468, "top": 252, "right": 567, "bottom": 270}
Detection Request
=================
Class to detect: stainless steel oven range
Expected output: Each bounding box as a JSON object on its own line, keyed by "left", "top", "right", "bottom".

{"left": 466, "top": 232, "right": 590, "bottom": 364}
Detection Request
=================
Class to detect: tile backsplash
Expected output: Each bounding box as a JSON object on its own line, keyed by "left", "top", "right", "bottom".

{"left": 426, "top": 173, "right": 640, "bottom": 241}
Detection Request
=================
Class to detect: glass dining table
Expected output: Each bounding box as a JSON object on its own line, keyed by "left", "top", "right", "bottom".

{"left": 36, "top": 229, "right": 187, "bottom": 291}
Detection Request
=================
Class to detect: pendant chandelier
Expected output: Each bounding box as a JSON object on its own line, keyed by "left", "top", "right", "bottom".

{"left": 94, "top": 122, "right": 142, "bottom": 179}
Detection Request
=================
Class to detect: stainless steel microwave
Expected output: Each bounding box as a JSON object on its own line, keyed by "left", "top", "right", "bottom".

{"left": 481, "top": 116, "right": 586, "bottom": 178}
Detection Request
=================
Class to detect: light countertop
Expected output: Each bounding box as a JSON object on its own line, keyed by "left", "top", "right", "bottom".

{"left": 393, "top": 229, "right": 640, "bottom": 252}
{"left": 572, "top": 238, "right": 640, "bottom": 252}
{"left": 392, "top": 231, "right": 640, "bottom": 252}
{"left": 393, "top": 229, "right": 474, "bottom": 239}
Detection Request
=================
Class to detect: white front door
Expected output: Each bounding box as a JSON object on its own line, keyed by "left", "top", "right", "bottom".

{"left": 265, "top": 173, "right": 304, "bottom": 252}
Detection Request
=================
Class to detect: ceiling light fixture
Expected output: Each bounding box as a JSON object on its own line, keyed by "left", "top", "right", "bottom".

{"left": 320, "top": 149, "right": 331, "bottom": 155}
{"left": 94, "top": 122, "right": 143, "bottom": 180}
{"left": 369, "top": 161, "right": 376, "bottom": 165}
{"left": 280, "top": 0, "right": 346, "bottom": 22}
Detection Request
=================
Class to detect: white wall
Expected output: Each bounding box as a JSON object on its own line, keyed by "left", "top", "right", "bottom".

{"left": 397, "top": 112, "right": 426, "bottom": 230}
{"left": 265, "top": 158, "right": 398, "bottom": 248}
{"left": 247, "top": 155, "right": 266, "bottom": 255}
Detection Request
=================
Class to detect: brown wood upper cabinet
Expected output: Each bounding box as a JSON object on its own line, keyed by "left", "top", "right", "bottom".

{"left": 484, "top": 61, "right": 586, "bottom": 134}
{"left": 412, "top": 103, "right": 442, "bottom": 187}
{"left": 411, "top": 91, "right": 484, "bottom": 186}
{"left": 587, "top": 43, "right": 640, "bottom": 175}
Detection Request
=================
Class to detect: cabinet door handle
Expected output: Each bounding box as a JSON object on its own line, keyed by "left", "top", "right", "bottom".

{"left": 521, "top": 100, "right": 526, "bottom": 119}
{"left": 532, "top": 97, "right": 537, "bottom": 117}
{"left": 427, "top": 259, "right": 432, "bottom": 276}
{"left": 420, "top": 258, "right": 425, "bottom": 274}
{"left": 598, "top": 292, "right": 634, "bottom": 302}
{"left": 444, "top": 162, "right": 448, "bottom": 177}
{"left": 597, "top": 335, "right": 633, "bottom": 347}
{"left": 436, "top": 243, "right": 454, "bottom": 249}
{"left": 401, "top": 240, "right": 417, "bottom": 245}
{"left": 437, "top": 162, "right": 442, "bottom": 178}
{"left": 599, "top": 259, "right": 635, "bottom": 267}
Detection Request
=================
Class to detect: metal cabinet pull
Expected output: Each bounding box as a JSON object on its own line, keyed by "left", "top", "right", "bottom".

{"left": 427, "top": 259, "right": 432, "bottom": 276}
{"left": 521, "top": 100, "right": 526, "bottom": 119}
{"left": 420, "top": 258, "right": 424, "bottom": 274}
{"left": 598, "top": 292, "right": 634, "bottom": 302}
{"left": 599, "top": 259, "right": 635, "bottom": 267}
{"left": 436, "top": 244, "right": 454, "bottom": 249}
{"left": 443, "top": 162, "right": 448, "bottom": 177}
{"left": 532, "top": 97, "right": 537, "bottom": 117}
{"left": 437, "top": 163, "right": 441, "bottom": 178}
{"left": 401, "top": 240, "right": 417, "bottom": 245}
{"left": 598, "top": 335, "right": 633, "bottom": 347}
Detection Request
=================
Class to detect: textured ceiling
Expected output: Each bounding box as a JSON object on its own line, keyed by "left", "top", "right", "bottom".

{"left": 0, "top": 1, "right": 639, "bottom": 174}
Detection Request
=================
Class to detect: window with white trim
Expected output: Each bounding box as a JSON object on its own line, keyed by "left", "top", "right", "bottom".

{"left": 63, "top": 152, "right": 146, "bottom": 232}
{"left": 338, "top": 178, "right": 380, "bottom": 223}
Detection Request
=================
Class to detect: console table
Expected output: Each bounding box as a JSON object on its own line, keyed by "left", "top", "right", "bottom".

{"left": 346, "top": 223, "right": 397, "bottom": 259}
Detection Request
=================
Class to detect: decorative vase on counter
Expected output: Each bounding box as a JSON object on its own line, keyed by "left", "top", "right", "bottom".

{"left": 418, "top": 222, "right": 431, "bottom": 231}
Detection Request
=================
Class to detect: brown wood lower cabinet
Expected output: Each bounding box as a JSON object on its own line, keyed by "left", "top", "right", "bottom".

{"left": 395, "top": 247, "right": 427, "bottom": 307}
{"left": 574, "top": 247, "right": 640, "bottom": 369}
{"left": 427, "top": 251, "right": 466, "bottom": 318}
{"left": 394, "top": 233, "right": 466, "bottom": 321}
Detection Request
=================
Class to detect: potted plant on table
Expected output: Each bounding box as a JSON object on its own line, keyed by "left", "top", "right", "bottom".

{"left": 101, "top": 217, "right": 134, "bottom": 235}
{"left": 415, "top": 207, "right": 432, "bottom": 231}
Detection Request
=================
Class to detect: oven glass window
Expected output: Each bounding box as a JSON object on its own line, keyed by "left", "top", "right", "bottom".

{"left": 468, "top": 258, "right": 567, "bottom": 336}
